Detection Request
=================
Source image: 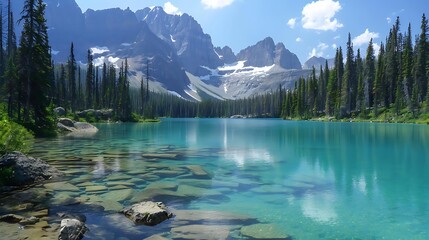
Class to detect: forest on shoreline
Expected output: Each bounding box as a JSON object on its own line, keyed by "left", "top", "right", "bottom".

{"left": 1, "top": 0, "right": 428, "bottom": 146}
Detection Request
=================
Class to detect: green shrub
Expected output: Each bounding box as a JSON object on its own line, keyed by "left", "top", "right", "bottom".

{"left": 0, "top": 117, "right": 34, "bottom": 155}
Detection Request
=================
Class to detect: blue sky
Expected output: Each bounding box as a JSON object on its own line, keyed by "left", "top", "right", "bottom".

{"left": 74, "top": 0, "right": 428, "bottom": 63}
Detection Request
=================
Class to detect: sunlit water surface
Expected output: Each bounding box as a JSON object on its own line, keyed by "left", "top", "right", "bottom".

{"left": 2, "top": 118, "right": 429, "bottom": 239}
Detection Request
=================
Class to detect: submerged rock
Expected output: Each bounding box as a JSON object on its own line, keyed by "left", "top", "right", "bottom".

{"left": 0, "top": 214, "right": 40, "bottom": 225}
{"left": 59, "top": 218, "right": 87, "bottom": 240}
{"left": 240, "top": 223, "right": 290, "bottom": 239}
{"left": 142, "top": 153, "right": 182, "bottom": 160}
{"left": 0, "top": 214, "right": 27, "bottom": 223}
{"left": 121, "top": 201, "right": 173, "bottom": 226}
{"left": 186, "top": 165, "right": 211, "bottom": 179}
{"left": 0, "top": 152, "right": 62, "bottom": 189}
{"left": 171, "top": 224, "right": 232, "bottom": 240}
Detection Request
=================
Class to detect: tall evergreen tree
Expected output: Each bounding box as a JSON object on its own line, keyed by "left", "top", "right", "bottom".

{"left": 374, "top": 43, "right": 386, "bottom": 116}
{"left": 85, "top": 50, "right": 94, "bottom": 109}
{"left": 17, "top": 0, "right": 55, "bottom": 136}
{"left": 326, "top": 51, "right": 338, "bottom": 116}
{"left": 335, "top": 47, "right": 344, "bottom": 116}
{"left": 340, "top": 33, "right": 355, "bottom": 117}
{"left": 402, "top": 24, "right": 414, "bottom": 109}
{"left": 414, "top": 14, "right": 428, "bottom": 102}
{"left": 356, "top": 49, "right": 366, "bottom": 116}
{"left": 6, "top": 0, "right": 17, "bottom": 58}
{"left": 364, "top": 39, "right": 376, "bottom": 108}
{"left": 385, "top": 19, "right": 400, "bottom": 107}
{"left": 67, "top": 42, "right": 77, "bottom": 112}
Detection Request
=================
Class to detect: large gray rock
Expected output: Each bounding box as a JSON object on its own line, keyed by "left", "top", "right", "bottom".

{"left": 0, "top": 152, "right": 61, "bottom": 188}
{"left": 59, "top": 218, "right": 87, "bottom": 240}
{"left": 122, "top": 201, "right": 173, "bottom": 226}
{"left": 58, "top": 118, "right": 74, "bottom": 128}
{"left": 57, "top": 118, "right": 98, "bottom": 133}
{"left": 54, "top": 107, "right": 66, "bottom": 116}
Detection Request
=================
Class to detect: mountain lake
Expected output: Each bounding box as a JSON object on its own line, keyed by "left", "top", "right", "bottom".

{"left": 1, "top": 118, "right": 428, "bottom": 239}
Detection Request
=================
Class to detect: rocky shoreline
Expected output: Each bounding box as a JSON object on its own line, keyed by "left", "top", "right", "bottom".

{"left": 0, "top": 151, "right": 292, "bottom": 239}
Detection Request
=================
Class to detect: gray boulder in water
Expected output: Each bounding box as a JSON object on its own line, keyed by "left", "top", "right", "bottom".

{"left": 0, "top": 152, "right": 61, "bottom": 189}
{"left": 57, "top": 118, "right": 98, "bottom": 133}
{"left": 59, "top": 218, "right": 87, "bottom": 240}
{"left": 122, "top": 201, "right": 173, "bottom": 226}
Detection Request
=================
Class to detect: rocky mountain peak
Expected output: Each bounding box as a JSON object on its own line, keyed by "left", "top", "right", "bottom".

{"left": 214, "top": 46, "right": 237, "bottom": 64}
{"left": 236, "top": 37, "right": 276, "bottom": 67}
{"left": 237, "top": 37, "right": 301, "bottom": 69}
{"left": 136, "top": 6, "right": 222, "bottom": 76}
{"left": 303, "top": 56, "right": 334, "bottom": 69}
{"left": 274, "top": 43, "right": 302, "bottom": 70}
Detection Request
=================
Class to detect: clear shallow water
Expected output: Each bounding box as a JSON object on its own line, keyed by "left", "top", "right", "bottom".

{"left": 2, "top": 118, "right": 429, "bottom": 239}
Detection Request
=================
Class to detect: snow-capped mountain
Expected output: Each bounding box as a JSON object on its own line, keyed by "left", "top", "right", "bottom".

{"left": 4, "top": 0, "right": 311, "bottom": 100}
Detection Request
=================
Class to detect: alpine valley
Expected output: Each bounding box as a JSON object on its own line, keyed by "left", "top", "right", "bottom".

{"left": 3, "top": 0, "right": 325, "bottom": 101}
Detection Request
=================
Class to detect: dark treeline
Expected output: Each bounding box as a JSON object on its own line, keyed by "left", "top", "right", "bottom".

{"left": 1, "top": 0, "right": 428, "bottom": 139}
{"left": 52, "top": 48, "right": 133, "bottom": 122}
{"left": 129, "top": 88, "right": 284, "bottom": 118}
{"left": 0, "top": 0, "right": 55, "bottom": 136}
{"left": 282, "top": 15, "right": 429, "bottom": 120}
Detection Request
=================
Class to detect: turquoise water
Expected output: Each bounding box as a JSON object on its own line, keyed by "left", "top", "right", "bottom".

{"left": 5, "top": 119, "right": 429, "bottom": 239}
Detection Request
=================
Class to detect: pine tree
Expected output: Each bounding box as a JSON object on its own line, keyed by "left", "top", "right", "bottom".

{"left": 0, "top": 6, "right": 5, "bottom": 86}
{"left": 402, "top": 24, "right": 414, "bottom": 110}
{"left": 59, "top": 64, "right": 66, "bottom": 107}
{"left": 6, "top": 0, "right": 16, "bottom": 58}
{"left": 102, "top": 63, "right": 108, "bottom": 108}
{"left": 385, "top": 18, "right": 400, "bottom": 107}
{"left": 67, "top": 42, "right": 77, "bottom": 112}
{"left": 374, "top": 43, "right": 386, "bottom": 116}
{"left": 335, "top": 47, "right": 344, "bottom": 116}
{"left": 18, "top": 0, "right": 55, "bottom": 136}
{"left": 95, "top": 67, "right": 100, "bottom": 108}
{"left": 5, "top": 56, "right": 18, "bottom": 118}
{"left": 364, "top": 39, "right": 376, "bottom": 108}
{"left": 326, "top": 54, "right": 338, "bottom": 116}
{"left": 356, "top": 49, "right": 366, "bottom": 116}
{"left": 414, "top": 14, "right": 428, "bottom": 102}
{"left": 340, "top": 33, "right": 355, "bottom": 117}
{"left": 85, "top": 50, "right": 94, "bottom": 109}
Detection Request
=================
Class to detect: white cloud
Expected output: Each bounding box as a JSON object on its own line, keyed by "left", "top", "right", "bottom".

{"left": 332, "top": 43, "right": 337, "bottom": 49}
{"left": 334, "top": 35, "right": 341, "bottom": 40}
{"left": 386, "top": 17, "right": 391, "bottom": 24}
{"left": 288, "top": 18, "right": 297, "bottom": 29}
{"left": 296, "top": 37, "right": 302, "bottom": 42}
{"left": 308, "top": 42, "right": 329, "bottom": 58}
{"left": 318, "top": 42, "right": 329, "bottom": 50}
{"left": 302, "top": 0, "right": 343, "bottom": 31}
{"left": 164, "top": 2, "right": 181, "bottom": 15}
{"left": 201, "top": 0, "right": 234, "bottom": 9}
{"left": 353, "top": 28, "right": 379, "bottom": 47}
{"left": 373, "top": 43, "right": 381, "bottom": 55}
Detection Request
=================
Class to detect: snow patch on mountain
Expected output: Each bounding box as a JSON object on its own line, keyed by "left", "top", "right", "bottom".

{"left": 170, "top": 35, "right": 176, "bottom": 43}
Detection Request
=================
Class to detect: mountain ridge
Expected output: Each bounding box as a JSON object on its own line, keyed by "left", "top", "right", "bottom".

{"left": 3, "top": 0, "right": 311, "bottom": 100}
